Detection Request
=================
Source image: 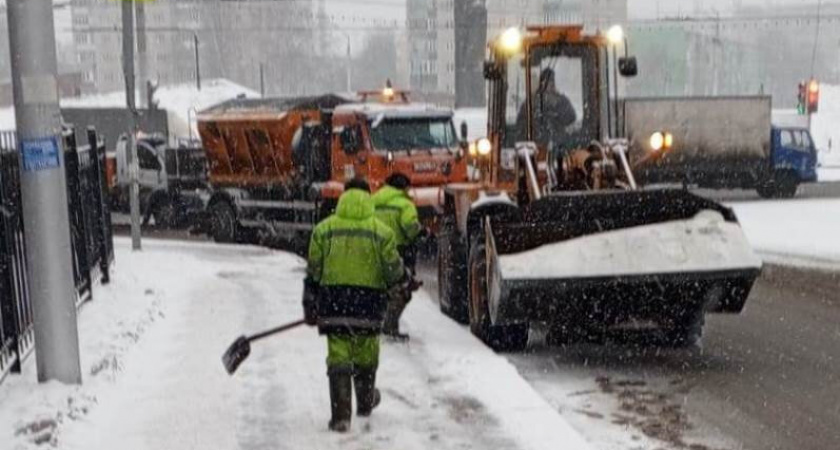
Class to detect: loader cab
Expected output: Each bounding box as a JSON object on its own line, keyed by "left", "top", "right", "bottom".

{"left": 486, "top": 27, "right": 614, "bottom": 155}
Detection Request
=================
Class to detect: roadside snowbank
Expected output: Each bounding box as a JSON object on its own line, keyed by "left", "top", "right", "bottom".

{"left": 730, "top": 199, "right": 840, "bottom": 267}
{"left": 0, "top": 238, "right": 220, "bottom": 448}
{"left": 1, "top": 238, "right": 592, "bottom": 450}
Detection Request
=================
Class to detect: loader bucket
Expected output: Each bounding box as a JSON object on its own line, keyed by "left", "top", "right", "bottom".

{"left": 480, "top": 188, "right": 762, "bottom": 327}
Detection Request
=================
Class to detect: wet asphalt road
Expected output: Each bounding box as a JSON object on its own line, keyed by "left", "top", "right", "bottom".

{"left": 505, "top": 265, "right": 840, "bottom": 450}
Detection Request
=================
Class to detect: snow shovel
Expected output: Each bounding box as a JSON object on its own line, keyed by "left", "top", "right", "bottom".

{"left": 222, "top": 319, "right": 307, "bottom": 375}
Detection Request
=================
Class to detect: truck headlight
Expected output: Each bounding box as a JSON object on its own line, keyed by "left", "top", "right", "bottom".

{"left": 477, "top": 138, "right": 492, "bottom": 156}
{"left": 468, "top": 141, "right": 478, "bottom": 157}
{"left": 664, "top": 132, "right": 674, "bottom": 149}
{"left": 650, "top": 132, "right": 665, "bottom": 151}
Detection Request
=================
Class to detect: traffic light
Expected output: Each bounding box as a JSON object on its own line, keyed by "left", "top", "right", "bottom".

{"left": 797, "top": 82, "right": 806, "bottom": 115}
{"left": 807, "top": 79, "right": 819, "bottom": 114}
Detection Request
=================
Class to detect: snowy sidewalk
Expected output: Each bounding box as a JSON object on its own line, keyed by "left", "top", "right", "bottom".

{"left": 1, "top": 238, "right": 591, "bottom": 450}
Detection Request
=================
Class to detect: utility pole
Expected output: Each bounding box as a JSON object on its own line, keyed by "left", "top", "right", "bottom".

{"left": 7, "top": 0, "right": 81, "bottom": 383}
{"left": 194, "top": 33, "right": 201, "bottom": 91}
{"left": 136, "top": 0, "right": 148, "bottom": 108}
{"left": 341, "top": 33, "right": 352, "bottom": 92}
{"left": 260, "top": 62, "right": 265, "bottom": 97}
{"left": 122, "top": 0, "right": 141, "bottom": 250}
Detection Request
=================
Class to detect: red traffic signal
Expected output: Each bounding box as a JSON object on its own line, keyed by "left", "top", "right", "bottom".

{"left": 807, "top": 79, "right": 820, "bottom": 114}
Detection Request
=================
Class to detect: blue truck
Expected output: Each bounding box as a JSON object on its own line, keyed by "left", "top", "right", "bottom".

{"left": 623, "top": 97, "right": 818, "bottom": 198}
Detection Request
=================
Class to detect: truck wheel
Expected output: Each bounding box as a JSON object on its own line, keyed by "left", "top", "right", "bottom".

{"left": 756, "top": 182, "right": 775, "bottom": 199}
{"left": 210, "top": 201, "right": 238, "bottom": 243}
{"left": 467, "top": 233, "right": 529, "bottom": 352}
{"left": 777, "top": 172, "right": 799, "bottom": 198}
{"left": 437, "top": 233, "right": 469, "bottom": 324}
{"left": 152, "top": 199, "right": 177, "bottom": 229}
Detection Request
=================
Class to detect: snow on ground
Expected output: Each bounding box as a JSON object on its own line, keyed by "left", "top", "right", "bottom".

{"left": 730, "top": 199, "right": 840, "bottom": 268}
{"left": 818, "top": 166, "right": 840, "bottom": 182}
{"left": 0, "top": 237, "right": 592, "bottom": 450}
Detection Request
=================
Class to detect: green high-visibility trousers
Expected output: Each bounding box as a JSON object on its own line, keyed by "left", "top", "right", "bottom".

{"left": 326, "top": 334, "right": 380, "bottom": 372}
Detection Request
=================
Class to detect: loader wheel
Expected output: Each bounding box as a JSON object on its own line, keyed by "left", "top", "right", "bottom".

{"left": 152, "top": 198, "right": 177, "bottom": 229}
{"left": 210, "top": 201, "right": 238, "bottom": 243}
{"left": 437, "top": 231, "right": 469, "bottom": 324}
{"left": 663, "top": 310, "right": 705, "bottom": 348}
{"left": 467, "top": 233, "right": 529, "bottom": 352}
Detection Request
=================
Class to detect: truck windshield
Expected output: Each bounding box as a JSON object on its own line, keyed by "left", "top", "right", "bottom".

{"left": 369, "top": 118, "right": 457, "bottom": 153}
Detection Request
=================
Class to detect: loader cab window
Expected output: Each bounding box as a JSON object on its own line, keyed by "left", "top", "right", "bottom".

{"left": 137, "top": 142, "right": 161, "bottom": 172}
{"left": 512, "top": 45, "right": 597, "bottom": 153}
{"left": 369, "top": 117, "right": 457, "bottom": 153}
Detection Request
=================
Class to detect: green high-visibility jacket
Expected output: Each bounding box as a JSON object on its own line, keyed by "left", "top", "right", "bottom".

{"left": 308, "top": 189, "right": 404, "bottom": 290}
{"left": 372, "top": 185, "right": 422, "bottom": 248}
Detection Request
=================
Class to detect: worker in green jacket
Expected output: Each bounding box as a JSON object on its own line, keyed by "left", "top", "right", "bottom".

{"left": 372, "top": 173, "right": 424, "bottom": 341}
{"left": 303, "top": 178, "right": 404, "bottom": 433}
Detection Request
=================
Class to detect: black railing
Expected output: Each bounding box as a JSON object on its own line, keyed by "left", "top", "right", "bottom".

{"left": 0, "top": 128, "right": 114, "bottom": 384}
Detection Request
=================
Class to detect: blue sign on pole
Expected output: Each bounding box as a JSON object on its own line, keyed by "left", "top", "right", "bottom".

{"left": 20, "top": 137, "right": 61, "bottom": 172}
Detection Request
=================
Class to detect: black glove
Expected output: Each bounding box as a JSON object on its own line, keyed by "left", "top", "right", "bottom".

{"left": 417, "top": 227, "right": 430, "bottom": 239}
{"left": 302, "top": 277, "right": 319, "bottom": 326}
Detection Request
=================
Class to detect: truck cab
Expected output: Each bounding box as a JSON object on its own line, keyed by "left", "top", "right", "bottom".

{"left": 111, "top": 134, "right": 207, "bottom": 227}
{"left": 330, "top": 102, "right": 469, "bottom": 221}
{"left": 771, "top": 126, "right": 818, "bottom": 183}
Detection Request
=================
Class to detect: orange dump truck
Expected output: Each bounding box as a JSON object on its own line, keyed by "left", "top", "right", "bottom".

{"left": 196, "top": 93, "right": 469, "bottom": 247}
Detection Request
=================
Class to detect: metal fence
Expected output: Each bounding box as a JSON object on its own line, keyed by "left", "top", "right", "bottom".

{"left": 0, "top": 128, "right": 114, "bottom": 383}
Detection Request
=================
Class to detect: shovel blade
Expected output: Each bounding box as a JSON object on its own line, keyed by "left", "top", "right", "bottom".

{"left": 222, "top": 336, "right": 251, "bottom": 375}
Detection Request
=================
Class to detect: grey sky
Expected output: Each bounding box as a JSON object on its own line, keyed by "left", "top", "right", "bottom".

{"left": 325, "top": 0, "right": 836, "bottom": 22}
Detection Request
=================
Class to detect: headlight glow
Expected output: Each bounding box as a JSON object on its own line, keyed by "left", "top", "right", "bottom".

{"left": 650, "top": 132, "right": 665, "bottom": 152}
{"left": 664, "top": 132, "right": 674, "bottom": 149}
{"left": 499, "top": 27, "right": 522, "bottom": 54}
{"left": 477, "top": 138, "right": 492, "bottom": 156}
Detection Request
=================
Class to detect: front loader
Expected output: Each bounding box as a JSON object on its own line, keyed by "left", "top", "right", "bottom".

{"left": 436, "top": 25, "right": 762, "bottom": 351}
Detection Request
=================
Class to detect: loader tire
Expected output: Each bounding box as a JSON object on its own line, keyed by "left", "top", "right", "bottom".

{"left": 467, "top": 233, "right": 528, "bottom": 352}
{"left": 438, "top": 233, "right": 469, "bottom": 324}
{"left": 663, "top": 310, "right": 705, "bottom": 348}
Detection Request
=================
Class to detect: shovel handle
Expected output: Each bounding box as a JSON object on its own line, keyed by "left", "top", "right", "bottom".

{"left": 247, "top": 319, "right": 307, "bottom": 343}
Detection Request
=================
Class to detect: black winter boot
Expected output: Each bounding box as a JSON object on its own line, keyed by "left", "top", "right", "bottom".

{"left": 383, "top": 290, "right": 410, "bottom": 341}
{"left": 354, "top": 367, "right": 381, "bottom": 417}
{"left": 328, "top": 373, "right": 353, "bottom": 432}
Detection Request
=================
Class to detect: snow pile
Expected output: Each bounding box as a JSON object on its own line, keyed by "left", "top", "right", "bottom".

{"left": 730, "top": 199, "right": 840, "bottom": 267}
{"left": 62, "top": 79, "right": 260, "bottom": 140}
{"left": 0, "top": 79, "right": 260, "bottom": 140}
{"left": 0, "top": 238, "right": 593, "bottom": 450}
{"left": 499, "top": 210, "right": 761, "bottom": 280}
{"left": 0, "top": 239, "right": 221, "bottom": 448}
{"left": 811, "top": 83, "right": 840, "bottom": 167}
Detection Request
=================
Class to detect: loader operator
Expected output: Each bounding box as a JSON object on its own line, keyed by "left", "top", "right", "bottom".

{"left": 372, "top": 173, "right": 424, "bottom": 341}
{"left": 303, "top": 178, "right": 405, "bottom": 433}
{"left": 516, "top": 67, "right": 577, "bottom": 149}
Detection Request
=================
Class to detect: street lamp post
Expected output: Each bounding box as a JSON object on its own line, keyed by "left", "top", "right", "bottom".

{"left": 340, "top": 32, "right": 351, "bottom": 93}
{"left": 193, "top": 32, "right": 201, "bottom": 91}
